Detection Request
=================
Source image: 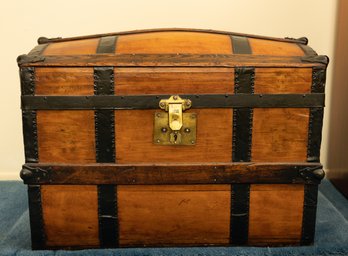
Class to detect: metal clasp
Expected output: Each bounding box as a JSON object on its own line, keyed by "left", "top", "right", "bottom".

{"left": 154, "top": 95, "right": 196, "bottom": 145}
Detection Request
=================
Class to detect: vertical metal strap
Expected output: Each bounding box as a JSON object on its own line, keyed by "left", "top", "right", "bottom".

{"left": 230, "top": 184, "right": 250, "bottom": 245}
{"left": 20, "top": 67, "right": 38, "bottom": 163}
{"left": 96, "top": 36, "right": 118, "bottom": 54}
{"left": 98, "top": 185, "right": 118, "bottom": 247}
{"left": 301, "top": 184, "right": 319, "bottom": 245}
{"left": 28, "top": 185, "right": 45, "bottom": 249}
{"left": 307, "top": 67, "right": 326, "bottom": 162}
{"left": 233, "top": 67, "right": 255, "bottom": 162}
{"left": 94, "top": 67, "right": 115, "bottom": 163}
{"left": 231, "top": 36, "right": 252, "bottom": 54}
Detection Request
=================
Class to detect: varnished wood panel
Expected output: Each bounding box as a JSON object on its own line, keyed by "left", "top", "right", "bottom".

{"left": 117, "top": 32, "right": 232, "bottom": 54}
{"left": 249, "top": 38, "right": 305, "bottom": 56}
{"left": 37, "top": 111, "right": 96, "bottom": 163}
{"left": 118, "top": 185, "right": 230, "bottom": 246}
{"left": 254, "top": 68, "right": 312, "bottom": 93}
{"left": 35, "top": 68, "right": 94, "bottom": 95}
{"left": 115, "top": 109, "right": 232, "bottom": 163}
{"left": 252, "top": 108, "right": 309, "bottom": 162}
{"left": 249, "top": 184, "right": 304, "bottom": 245}
{"left": 115, "top": 67, "right": 234, "bottom": 95}
{"left": 43, "top": 39, "right": 99, "bottom": 55}
{"left": 41, "top": 185, "right": 99, "bottom": 247}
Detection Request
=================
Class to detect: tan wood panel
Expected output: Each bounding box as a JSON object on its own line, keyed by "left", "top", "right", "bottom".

{"left": 249, "top": 184, "right": 304, "bottom": 245}
{"left": 118, "top": 185, "right": 231, "bottom": 246}
{"left": 252, "top": 108, "right": 309, "bottom": 162}
{"left": 43, "top": 38, "right": 99, "bottom": 55}
{"left": 35, "top": 67, "right": 94, "bottom": 95}
{"left": 115, "top": 109, "right": 232, "bottom": 163}
{"left": 37, "top": 110, "right": 96, "bottom": 163}
{"left": 115, "top": 67, "right": 234, "bottom": 95}
{"left": 117, "top": 32, "right": 232, "bottom": 54}
{"left": 249, "top": 38, "right": 305, "bottom": 56}
{"left": 41, "top": 185, "right": 99, "bottom": 247}
{"left": 254, "top": 68, "right": 312, "bottom": 93}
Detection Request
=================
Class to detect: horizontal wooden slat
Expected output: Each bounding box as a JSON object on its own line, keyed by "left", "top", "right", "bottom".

{"left": 18, "top": 54, "right": 327, "bottom": 68}
{"left": 21, "top": 162, "right": 324, "bottom": 185}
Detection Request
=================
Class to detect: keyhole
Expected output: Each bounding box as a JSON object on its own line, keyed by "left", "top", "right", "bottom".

{"left": 174, "top": 134, "right": 178, "bottom": 142}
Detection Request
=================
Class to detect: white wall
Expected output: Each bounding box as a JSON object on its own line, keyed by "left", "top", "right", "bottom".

{"left": 0, "top": 0, "right": 337, "bottom": 179}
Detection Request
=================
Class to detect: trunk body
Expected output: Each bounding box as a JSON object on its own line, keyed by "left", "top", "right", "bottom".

{"left": 18, "top": 28, "right": 327, "bottom": 249}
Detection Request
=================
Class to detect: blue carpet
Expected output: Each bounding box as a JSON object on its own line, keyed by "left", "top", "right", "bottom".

{"left": 0, "top": 179, "right": 347, "bottom": 256}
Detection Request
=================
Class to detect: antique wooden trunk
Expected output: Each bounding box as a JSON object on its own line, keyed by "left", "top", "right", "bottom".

{"left": 18, "top": 28, "right": 328, "bottom": 249}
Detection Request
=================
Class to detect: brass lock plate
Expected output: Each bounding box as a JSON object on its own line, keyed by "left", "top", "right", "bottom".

{"left": 153, "top": 112, "right": 197, "bottom": 145}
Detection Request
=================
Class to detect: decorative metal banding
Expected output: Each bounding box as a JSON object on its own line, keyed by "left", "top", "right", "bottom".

{"left": 96, "top": 36, "right": 118, "bottom": 54}
{"left": 28, "top": 185, "right": 45, "bottom": 249}
{"left": 22, "top": 111, "right": 38, "bottom": 163}
{"left": 307, "top": 108, "right": 324, "bottom": 162}
{"left": 98, "top": 185, "right": 118, "bottom": 248}
{"left": 298, "top": 44, "right": 317, "bottom": 56}
{"left": 301, "top": 184, "right": 319, "bottom": 245}
{"left": 230, "top": 184, "right": 250, "bottom": 245}
{"left": 231, "top": 36, "right": 252, "bottom": 54}
{"left": 28, "top": 44, "right": 49, "bottom": 56}
{"left": 312, "top": 67, "right": 326, "bottom": 93}
{"left": 21, "top": 93, "right": 325, "bottom": 110}
{"left": 233, "top": 68, "right": 254, "bottom": 162}
{"left": 94, "top": 67, "right": 115, "bottom": 163}
{"left": 20, "top": 67, "right": 35, "bottom": 95}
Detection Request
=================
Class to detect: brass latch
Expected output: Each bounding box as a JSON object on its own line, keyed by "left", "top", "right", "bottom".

{"left": 154, "top": 95, "right": 196, "bottom": 145}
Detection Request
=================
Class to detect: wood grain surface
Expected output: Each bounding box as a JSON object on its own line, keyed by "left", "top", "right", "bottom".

{"left": 116, "top": 32, "right": 232, "bottom": 54}
{"left": 248, "top": 184, "right": 304, "bottom": 245}
{"left": 252, "top": 108, "right": 309, "bottom": 162}
{"left": 115, "top": 109, "right": 232, "bottom": 163}
{"left": 41, "top": 185, "right": 99, "bottom": 247}
{"left": 35, "top": 67, "right": 94, "bottom": 95}
{"left": 118, "top": 185, "right": 231, "bottom": 246}
{"left": 37, "top": 110, "right": 96, "bottom": 163}
{"left": 114, "top": 67, "right": 234, "bottom": 95}
{"left": 43, "top": 38, "right": 99, "bottom": 55}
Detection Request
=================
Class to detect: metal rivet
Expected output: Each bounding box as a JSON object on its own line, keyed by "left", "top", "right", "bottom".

{"left": 303, "top": 94, "right": 306, "bottom": 97}
{"left": 156, "top": 139, "right": 160, "bottom": 143}
{"left": 191, "top": 140, "right": 195, "bottom": 144}
{"left": 156, "top": 113, "right": 161, "bottom": 118}
{"left": 184, "top": 128, "right": 190, "bottom": 133}
{"left": 259, "top": 94, "right": 263, "bottom": 98}
{"left": 191, "top": 114, "right": 196, "bottom": 119}
{"left": 173, "top": 95, "right": 178, "bottom": 100}
{"left": 159, "top": 102, "right": 165, "bottom": 108}
{"left": 161, "top": 127, "right": 167, "bottom": 133}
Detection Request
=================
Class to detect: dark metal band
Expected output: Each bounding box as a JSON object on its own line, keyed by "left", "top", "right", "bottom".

{"left": 96, "top": 36, "right": 118, "bottom": 54}
{"left": 98, "top": 185, "right": 118, "bottom": 247}
{"left": 20, "top": 67, "right": 35, "bottom": 95}
{"left": 307, "top": 108, "right": 324, "bottom": 162}
{"left": 22, "top": 111, "right": 38, "bottom": 163}
{"left": 233, "top": 68, "right": 254, "bottom": 162}
{"left": 231, "top": 36, "right": 252, "bottom": 54}
{"left": 301, "top": 184, "right": 319, "bottom": 245}
{"left": 21, "top": 93, "right": 324, "bottom": 110}
{"left": 20, "top": 163, "right": 325, "bottom": 185}
{"left": 312, "top": 67, "right": 326, "bottom": 93}
{"left": 28, "top": 185, "right": 45, "bottom": 249}
{"left": 94, "top": 67, "right": 115, "bottom": 163}
{"left": 28, "top": 44, "right": 49, "bottom": 56}
{"left": 298, "top": 44, "right": 318, "bottom": 56}
{"left": 230, "top": 184, "right": 250, "bottom": 245}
